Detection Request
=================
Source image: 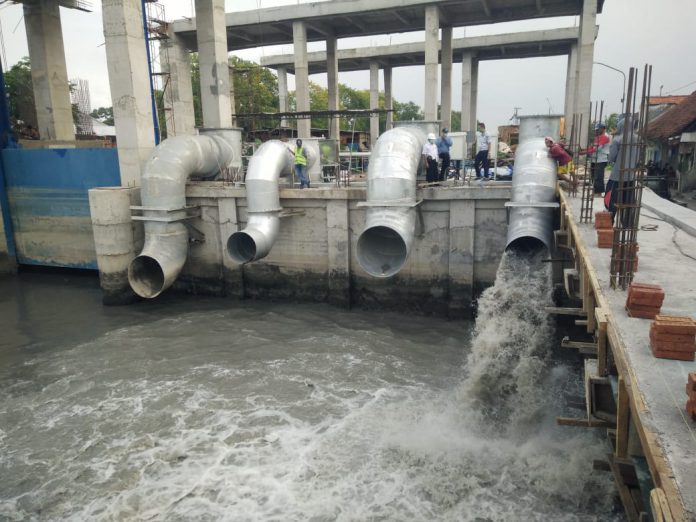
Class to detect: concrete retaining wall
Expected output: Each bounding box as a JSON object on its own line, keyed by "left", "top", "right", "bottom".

{"left": 160, "top": 182, "right": 511, "bottom": 317}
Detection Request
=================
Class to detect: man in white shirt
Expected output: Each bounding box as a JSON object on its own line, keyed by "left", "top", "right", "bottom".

{"left": 422, "top": 133, "right": 439, "bottom": 183}
{"left": 475, "top": 122, "right": 491, "bottom": 179}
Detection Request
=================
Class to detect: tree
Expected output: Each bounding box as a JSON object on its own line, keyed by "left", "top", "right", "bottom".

{"left": 90, "top": 107, "right": 114, "bottom": 126}
{"left": 605, "top": 113, "right": 618, "bottom": 133}
{"left": 230, "top": 56, "right": 278, "bottom": 131}
{"left": 4, "top": 57, "right": 37, "bottom": 128}
{"left": 393, "top": 100, "right": 422, "bottom": 122}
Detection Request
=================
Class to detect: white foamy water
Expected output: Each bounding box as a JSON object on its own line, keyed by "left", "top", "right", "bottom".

{"left": 0, "top": 273, "right": 621, "bottom": 521}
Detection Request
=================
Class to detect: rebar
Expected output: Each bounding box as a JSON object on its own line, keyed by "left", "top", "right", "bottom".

{"left": 610, "top": 65, "right": 652, "bottom": 289}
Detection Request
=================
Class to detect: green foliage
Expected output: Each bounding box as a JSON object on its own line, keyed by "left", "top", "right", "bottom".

{"left": 309, "top": 81, "right": 329, "bottom": 131}
{"left": 231, "top": 56, "right": 279, "bottom": 131}
{"left": 190, "top": 54, "right": 203, "bottom": 127}
{"left": 90, "top": 107, "right": 114, "bottom": 126}
{"left": 4, "top": 57, "right": 37, "bottom": 127}
{"left": 605, "top": 113, "right": 618, "bottom": 133}
{"left": 394, "top": 100, "right": 423, "bottom": 122}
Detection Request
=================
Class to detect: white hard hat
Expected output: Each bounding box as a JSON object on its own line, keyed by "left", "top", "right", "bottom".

{"left": 427, "top": 133, "right": 436, "bottom": 140}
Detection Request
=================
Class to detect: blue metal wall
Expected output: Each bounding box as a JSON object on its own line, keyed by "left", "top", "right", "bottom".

{"left": 1, "top": 147, "right": 121, "bottom": 269}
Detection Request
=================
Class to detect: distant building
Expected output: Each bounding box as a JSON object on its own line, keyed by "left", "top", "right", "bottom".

{"left": 646, "top": 91, "right": 696, "bottom": 191}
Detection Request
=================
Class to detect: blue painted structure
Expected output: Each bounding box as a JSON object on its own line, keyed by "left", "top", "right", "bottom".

{"left": 1, "top": 148, "right": 121, "bottom": 268}
{"left": 0, "top": 59, "right": 18, "bottom": 269}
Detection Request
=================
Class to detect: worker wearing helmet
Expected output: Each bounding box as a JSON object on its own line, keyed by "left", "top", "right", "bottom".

{"left": 422, "top": 133, "right": 439, "bottom": 183}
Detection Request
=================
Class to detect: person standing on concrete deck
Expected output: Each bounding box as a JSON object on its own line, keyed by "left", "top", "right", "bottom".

{"left": 605, "top": 116, "right": 640, "bottom": 223}
{"left": 586, "top": 122, "right": 611, "bottom": 196}
{"left": 422, "top": 133, "right": 439, "bottom": 183}
{"left": 474, "top": 122, "right": 491, "bottom": 180}
{"left": 293, "top": 139, "right": 310, "bottom": 189}
{"left": 436, "top": 128, "right": 453, "bottom": 181}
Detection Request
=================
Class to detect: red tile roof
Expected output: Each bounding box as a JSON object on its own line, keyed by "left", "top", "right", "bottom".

{"left": 647, "top": 91, "right": 696, "bottom": 140}
{"left": 648, "top": 95, "right": 689, "bottom": 106}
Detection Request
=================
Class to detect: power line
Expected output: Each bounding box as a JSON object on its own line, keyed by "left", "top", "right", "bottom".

{"left": 664, "top": 79, "right": 696, "bottom": 96}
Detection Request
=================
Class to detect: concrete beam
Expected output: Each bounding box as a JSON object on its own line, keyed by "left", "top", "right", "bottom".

{"left": 102, "top": 0, "right": 156, "bottom": 187}
{"left": 424, "top": 6, "right": 439, "bottom": 122}
{"left": 470, "top": 59, "right": 479, "bottom": 132}
{"left": 160, "top": 28, "right": 196, "bottom": 136}
{"left": 369, "top": 61, "right": 380, "bottom": 147}
{"left": 23, "top": 0, "right": 74, "bottom": 141}
{"left": 441, "top": 25, "right": 453, "bottom": 130}
{"left": 293, "top": 21, "right": 311, "bottom": 138}
{"left": 195, "top": 0, "right": 232, "bottom": 128}
{"left": 260, "top": 26, "right": 587, "bottom": 74}
{"left": 326, "top": 34, "right": 340, "bottom": 140}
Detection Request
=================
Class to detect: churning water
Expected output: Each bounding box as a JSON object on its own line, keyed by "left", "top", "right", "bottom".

{"left": 0, "top": 267, "right": 620, "bottom": 521}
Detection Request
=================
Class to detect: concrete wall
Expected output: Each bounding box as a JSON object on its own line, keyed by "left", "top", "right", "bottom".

{"left": 165, "top": 183, "right": 511, "bottom": 317}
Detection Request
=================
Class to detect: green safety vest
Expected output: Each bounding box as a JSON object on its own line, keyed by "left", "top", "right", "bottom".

{"left": 294, "top": 146, "right": 307, "bottom": 166}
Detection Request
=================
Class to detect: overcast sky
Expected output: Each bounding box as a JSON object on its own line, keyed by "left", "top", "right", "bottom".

{"left": 2, "top": 0, "right": 695, "bottom": 131}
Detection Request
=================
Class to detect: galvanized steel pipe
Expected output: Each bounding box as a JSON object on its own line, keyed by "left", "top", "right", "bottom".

{"left": 505, "top": 115, "right": 561, "bottom": 252}
{"left": 356, "top": 126, "right": 426, "bottom": 278}
{"left": 227, "top": 140, "right": 314, "bottom": 264}
{"left": 128, "top": 133, "right": 238, "bottom": 298}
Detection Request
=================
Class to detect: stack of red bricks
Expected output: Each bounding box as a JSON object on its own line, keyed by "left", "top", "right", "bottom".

{"left": 625, "top": 282, "right": 664, "bottom": 319}
{"left": 649, "top": 315, "right": 696, "bottom": 362}
{"left": 687, "top": 373, "right": 696, "bottom": 422}
{"left": 595, "top": 211, "right": 613, "bottom": 248}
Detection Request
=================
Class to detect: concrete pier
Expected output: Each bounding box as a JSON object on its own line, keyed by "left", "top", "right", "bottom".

{"left": 293, "top": 21, "right": 311, "bottom": 138}
{"left": 440, "top": 26, "right": 453, "bottom": 130}
{"left": 102, "top": 0, "right": 156, "bottom": 186}
{"left": 573, "top": 0, "right": 596, "bottom": 128}
{"left": 460, "top": 52, "right": 474, "bottom": 132}
{"left": 384, "top": 66, "right": 393, "bottom": 131}
{"left": 195, "top": 0, "right": 232, "bottom": 128}
{"left": 369, "top": 62, "right": 380, "bottom": 147}
{"left": 160, "top": 28, "right": 196, "bottom": 136}
{"left": 423, "top": 6, "right": 439, "bottom": 122}
{"left": 326, "top": 34, "right": 340, "bottom": 139}
{"left": 564, "top": 43, "right": 578, "bottom": 132}
{"left": 277, "top": 66, "right": 289, "bottom": 128}
{"left": 23, "top": 0, "right": 73, "bottom": 141}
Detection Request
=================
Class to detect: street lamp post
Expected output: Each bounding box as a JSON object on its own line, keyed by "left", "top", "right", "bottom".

{"left": 594, "top": 61, "right": 626, "bottom": 107}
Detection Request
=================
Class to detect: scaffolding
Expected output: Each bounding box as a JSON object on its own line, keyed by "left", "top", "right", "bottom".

{"left": 143, "top": 0, "right": 173, "bottom": 142}
{"left": 70, "top": 77, "right": 93, "bottom": 136}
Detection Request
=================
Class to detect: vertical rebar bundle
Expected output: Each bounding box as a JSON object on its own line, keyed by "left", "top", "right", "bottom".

{"left": 70, "top": 78, "right": 93, "bottom": 136}
{"left": 579, "top": 101, "right": 604, "bottom": 223}
{"left": 610, "top": 65, "right": 652, "bottom": 290}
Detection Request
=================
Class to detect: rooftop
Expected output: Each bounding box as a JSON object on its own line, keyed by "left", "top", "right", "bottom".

{"left": 647, "top": 91, "right": 696, "bottom": 140}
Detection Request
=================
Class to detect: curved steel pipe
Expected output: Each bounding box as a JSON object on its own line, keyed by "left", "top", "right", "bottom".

{"left": 128, "top": 133, "right": 238, "bottom": 298}
{"left": 227, "top": 140, "right": 314, "bottom": 264}
{"left": 505, "top": 137, "right": 559, "bottom": 252}
{"left": 356, "top": 126, "right": 425, "bottom": 278}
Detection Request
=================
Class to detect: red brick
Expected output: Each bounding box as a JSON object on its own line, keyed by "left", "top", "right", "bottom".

{"left": 686, "top": 384, "right": 696, "bottom": 400}
{"left": 626, "top": 304, "right": 661, "bottom": 319}
{"left": 630, "top": 282, "right": 662, "bottom": 291}
{"left": 653, "top": 316, "right": 696, "bottom": 335}
{"left": 650, "top": 346, "right": 695, "bottom": 361}
{"left": 628, "top": 293, "right": 664, "bottom": 307}
{"left": 689, "top": 373, "right": 696, "bottom": 387}
{"left": 650, "top": 337, "right": 696, "bottom": 353}
{"left": 595, "top": 212, "right": 614, "bottom": 230}
{"left": 688, "top": 398, "right": 696, "bottom": 416}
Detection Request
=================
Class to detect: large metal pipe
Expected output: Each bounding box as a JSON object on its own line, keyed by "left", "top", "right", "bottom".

{"left": 128, "top": 132, "right": 238, "bottom": 298}
{"left": 356, "top": 126, "right": 426, "bottom": 278}
{"left": 227, "top": 140, "right": 315, "bottom": 263}
{"left": 505, "top": 115, "right": 561, "bottom": 252}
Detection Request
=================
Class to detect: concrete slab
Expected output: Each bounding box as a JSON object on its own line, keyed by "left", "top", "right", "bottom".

{"left": 567, "top": 191, "right": 696, "bottom": 520}
{"left": 172, "top": 0, "right": 605, "bottom": 52}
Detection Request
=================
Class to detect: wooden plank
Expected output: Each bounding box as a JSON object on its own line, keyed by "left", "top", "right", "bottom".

{"left": 556, "top": 416, "right": 612, "bottom": 428}
{"left": 561, "top": 337, "right": 598, "bottom": 356}
{"left": 608, "top": 453, "right": 641, "bottom": 521}
{"left": 596, "top": 308, "right": 609, "bottom": 376}
{"left": 616, "top": 376, "right": 630, "bottom": 459}
{"left": 650, "top": 488, "right": 675, "bottom": 522}
{"left": 545, "top": 306, "right": 587, "bottom": 316}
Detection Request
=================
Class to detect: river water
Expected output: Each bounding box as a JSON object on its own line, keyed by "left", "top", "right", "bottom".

{"left": 0, "top": 261, "right": 620, "bottom": 521}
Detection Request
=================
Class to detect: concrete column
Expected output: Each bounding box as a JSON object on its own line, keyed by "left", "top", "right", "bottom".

{"left": 278, "top": 66, "right": 289, "bottom": 128}
{"left": 575, "top": 0, "right": 596, "bottom": 131}
{"left": 293, "top": 21, "right": 311, "bottom": 138}
{"left": 160, "top": 29, "right": 196, "bottom": 136}
{"left": 424, "top": 6, "right": 439, "bottom": 121}
{"left": 326, "top": 34, "right": 340, "bottom": 140}
{"left": 470, "top": 58, "right": 479, "bottom": 132}
{"left": 369, "top": 61, "right": 380, "bottom": 148}
{"left": 448, "top": 199, "right": 475, "bottom": 318}
{"left": 564, "top": 43, "right": 578, "bottom": 138}
{"left": 440, "top": 26, "right": 453, "bottom": 130}
{"left": 229, "top": 65, "right": 237, "bottom": 127}
{"left": 327, "top": 199, "right": 350, "bottom": 307}
{"left": 460, "top": 52, "right": 473, "bottom": 132}
{"left": 102, "top": 0, "right": 156, "bottom": 187}
{"left": 23, "top": 0, "right": 73, "bottom": 141}
{"left": 384, "top": 65, "right": 393, "bottom": 130}
{"left": 195, "top": 0, "right": 232, "bottom": 128}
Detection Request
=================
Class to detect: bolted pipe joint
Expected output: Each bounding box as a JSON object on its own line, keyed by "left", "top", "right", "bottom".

{"left": 356, "top": 126, "right": 425, "bottom": 278}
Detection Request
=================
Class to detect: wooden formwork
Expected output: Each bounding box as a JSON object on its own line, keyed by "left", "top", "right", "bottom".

{"left": 554, "top": 190, "right": 687, "bottom": 522}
